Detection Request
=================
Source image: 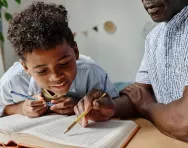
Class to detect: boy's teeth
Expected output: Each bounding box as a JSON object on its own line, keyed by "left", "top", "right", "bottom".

{"left": 54, "top": 83, "right": 64, "bottom": 87}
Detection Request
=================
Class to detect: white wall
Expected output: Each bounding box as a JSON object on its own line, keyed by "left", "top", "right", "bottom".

{"left": 2, "top": 0, "right": 155, "bottom": 82}
{"left": 0, "top": 46, "right": 5, "bottom": 77}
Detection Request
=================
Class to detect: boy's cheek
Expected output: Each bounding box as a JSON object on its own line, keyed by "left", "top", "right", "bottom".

{"left": 33, "top": 76, "right": 49, "bottom": 89}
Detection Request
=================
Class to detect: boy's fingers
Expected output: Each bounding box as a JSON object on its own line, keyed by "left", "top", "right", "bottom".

{"left": 26, "top": 99, "right": 46, "bottom": 106}
{"left": 37, "top": 107, "right": 48, "bottom": 116}
{"left": 52, "top": 107, "right": 74, "bottom": 115}
{"left": 32, "top": 93, "right": 44, "bottom": 101}
{"left": 50, "top": 102, "right": 66, "bottom": 110}
{"left": 63, "top": 98, "right": 77, "bottom": 107}
{"left": 50, "top": 98, "right": 77, "bottom": 110}
{"left": 37, "top": 96, "right": 45, "bottom": 101}
{"left": 51, "top": 98, "right": 67, "bottom": 104}
{"left": 28, "top": 104, "right": 47, "bottom": 113}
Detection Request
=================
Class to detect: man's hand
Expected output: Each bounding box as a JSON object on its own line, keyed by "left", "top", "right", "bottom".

{"left": 22, "top": 94, "right": 48, "bottom": 117}
{"left": 121, "top": 84, "right": 156, "bottom": 117}
{"left": 74, "top": 89, "right": 116, "bottom": 127}
{"left": 50, "top": 97, "right": 78, "bottom": 115}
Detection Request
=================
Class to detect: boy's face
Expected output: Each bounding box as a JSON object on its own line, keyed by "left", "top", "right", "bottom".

{"left": 22, "top": 41, "right": 79, "bottom": 95}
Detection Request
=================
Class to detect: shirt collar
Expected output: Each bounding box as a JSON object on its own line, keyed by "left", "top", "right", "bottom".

{"left": 168, "top": 6, "right": 188, "bottom": 26}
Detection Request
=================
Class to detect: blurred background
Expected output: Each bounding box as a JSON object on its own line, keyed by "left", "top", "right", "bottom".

{"left": 0, "top": 0, "right": 156, "bottom": 87}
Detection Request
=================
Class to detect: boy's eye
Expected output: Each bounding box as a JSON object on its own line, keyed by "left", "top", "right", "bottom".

{"left": 59, "top": 58, "right": 72, "bottom": 66}
{"left": 36, "top": 70, "right": 48, "bottom": 75}
{"left": 59, "top": 57, "right": 72, "bottom": 66}
{"left": 60, "top": 61, "right": 70, "bottom": 66}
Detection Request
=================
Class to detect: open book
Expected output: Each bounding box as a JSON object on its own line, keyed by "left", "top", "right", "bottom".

{"left": 0, "top": 114, "right": 139, "bottom": 148}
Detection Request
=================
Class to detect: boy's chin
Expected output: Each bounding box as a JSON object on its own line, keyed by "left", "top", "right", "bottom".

{"left": 49, "top": 81, "right": 72, "bottom": 96}
{"left": 52, "top": 87, "right": 70, "bottom": 96}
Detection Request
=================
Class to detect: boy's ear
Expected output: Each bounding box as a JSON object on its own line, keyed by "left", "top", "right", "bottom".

{"left": 20, "top": 59, "right": 31, "bottom": 76}
{"left": 73, "top": 42, "right": 79, "bottom": 60}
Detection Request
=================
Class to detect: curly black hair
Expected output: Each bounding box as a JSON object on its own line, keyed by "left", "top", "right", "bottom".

{"left": 7, "top": 1, "right": 75, "bottom": 61}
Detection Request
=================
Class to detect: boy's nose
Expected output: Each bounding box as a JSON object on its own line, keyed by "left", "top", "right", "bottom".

{"left": 49, "top": 71, "right": 64, "bottom": 82}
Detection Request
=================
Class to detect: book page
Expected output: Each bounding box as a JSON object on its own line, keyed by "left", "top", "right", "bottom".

{"left": 0, "top": 114, "right": 65, "bottom": 135}
{"left": 20, "top": 116, "right": 137, "bottom": 148}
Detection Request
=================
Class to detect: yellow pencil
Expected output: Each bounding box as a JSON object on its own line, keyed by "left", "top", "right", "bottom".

{"left": 64, "top": 93, "right": 106, "bottom": 134}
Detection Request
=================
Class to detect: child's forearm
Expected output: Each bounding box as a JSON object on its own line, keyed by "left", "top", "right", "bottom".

{"left": 4, "top": 102, "right": 24, "bottom": 116}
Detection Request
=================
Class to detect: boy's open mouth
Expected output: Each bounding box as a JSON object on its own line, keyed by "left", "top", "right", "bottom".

{"left": 49, "top": 80, "right": 68, "bottom": 89}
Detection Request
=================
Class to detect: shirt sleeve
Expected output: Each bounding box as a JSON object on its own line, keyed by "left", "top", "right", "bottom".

{"left": 135, "top": 51, "right": 151, "bottom": 84}
{"left": 87, "top": 69, "right": 119, "bottom": 99}
{"left": 184, "top": 69, "right": 188, "bottom": 86}
{"left": 0, "top": 81, "right": 14, "bottom": 116}
{"left": 79, "top": 54, "right": 95, "bottom": 63}
{"left": 0, "top": 73, "right": 30, "bottom": 117}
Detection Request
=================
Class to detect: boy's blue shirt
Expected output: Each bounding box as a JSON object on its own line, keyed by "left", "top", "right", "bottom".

{"left": 0, "top": 57, "right": 118, "bottom": 116}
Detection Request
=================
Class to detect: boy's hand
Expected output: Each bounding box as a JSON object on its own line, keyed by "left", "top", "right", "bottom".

{"left": 22, "top": 94, "right": 48, "bottom": 117}
{"left": 74, "top": 89, "right": 116, "bottom": 127}
{"left": 50, "top": 97, "right": 78, "bottom": 115}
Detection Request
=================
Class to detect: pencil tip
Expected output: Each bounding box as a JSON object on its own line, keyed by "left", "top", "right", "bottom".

{"left": 64, "top": 129, "right": 68, "bottom": 134}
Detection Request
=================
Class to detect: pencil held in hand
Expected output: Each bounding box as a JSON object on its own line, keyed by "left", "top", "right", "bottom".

{"left": 64, "top": 93, "right": 106, "bottom": 134}
{"left": 10, "top": 91, "right": 54, "bottom": 107}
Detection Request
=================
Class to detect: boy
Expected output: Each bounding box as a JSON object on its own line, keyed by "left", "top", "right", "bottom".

{"left": 0, "top": 1, "right": 118, "bottom": 117}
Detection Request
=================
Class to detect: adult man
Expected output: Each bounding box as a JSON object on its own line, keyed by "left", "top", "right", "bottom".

{"left": 74, "top": 0, "right": 188, "bottom": 142}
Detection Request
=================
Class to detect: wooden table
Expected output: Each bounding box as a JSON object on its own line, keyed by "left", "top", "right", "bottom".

{"left": 1, "top": 118, "right": 188, "bottom": 148}
{"left": 127, "top": 118, "right": 188, "bottom": 148}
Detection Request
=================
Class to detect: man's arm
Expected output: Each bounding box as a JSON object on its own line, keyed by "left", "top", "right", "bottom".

{"left": 124, "top": 83, "right": 188, "bottom": 142}
{"left": 114, "top": 94, "right": 139, "bottom": 118}
{"left": 147, "top": 98, "right": 188, "bottom": 141}
{"left": 146, "top": 87, "right": 188, "bottom": 142}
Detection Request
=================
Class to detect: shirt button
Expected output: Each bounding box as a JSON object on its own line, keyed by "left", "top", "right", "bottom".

{"left": 28, "top": 92, "right": 33, "bottom": 96}
{"left": 71, "top": 88, "right": 76, "bottom": 92}
{"left": 165, "top": 63, "right": 171, "bottom": 68}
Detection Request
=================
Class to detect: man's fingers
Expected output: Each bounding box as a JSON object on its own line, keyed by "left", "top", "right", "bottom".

{"left": 125, "top": 85, "right": 137, "bottom": 92}
{"left": 92, "top": 94, "right": 111, "bottom": 110}
{"left": 121, "top": 86, "right": 140, "bottom": 98}
{"left": 125, "top": 87, "right": 132, "bottom": 92}
{"left": 76, "top": 100, "right": 88, "bottom": 127}
{"left": 77, "top": 99, "right": 85, "bottom": 114}
{"left": 74, "top": 105, "right": 85, "bottom": 126}
{"left": 74, "top": 105, "right": 80, "bottom": 116}
{"left": 83, "top": 89, "right": 105, "bottom": 111}
{"left": 82, "top": 95, "right": 92, "bottom": 111}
